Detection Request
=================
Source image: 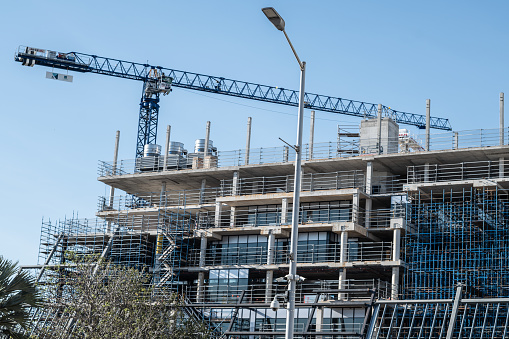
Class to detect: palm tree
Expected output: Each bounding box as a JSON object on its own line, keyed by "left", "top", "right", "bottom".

{"left": 0, "top": 256, "right": 40, "bottom": 338}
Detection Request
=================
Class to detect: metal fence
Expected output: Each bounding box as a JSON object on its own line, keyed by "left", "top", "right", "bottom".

{"left": 98, "top": 127, "right": 509, "bottom": 177}
{"left": 407, "top": 159, "right": 509, "bottom": 184}
{"left": 184, "top": 279, "right": 392, "bottom": 304}
{"left": 368, "top": 291, "right": 509, "bottom": 338}
{"left": 187, "top": 241, "right": 393, "bottom": 267}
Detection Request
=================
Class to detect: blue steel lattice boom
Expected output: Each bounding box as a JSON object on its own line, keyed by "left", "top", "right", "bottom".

{"left": 15, "top": 46, "right": 452, "bottom": 158}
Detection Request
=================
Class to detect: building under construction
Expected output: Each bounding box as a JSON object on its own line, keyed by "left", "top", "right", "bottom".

{"left": 26, "top": 112, "right": 509, "bottom": 338}
{"left": 14, "top": 46, "right": 509, "bottom": 338}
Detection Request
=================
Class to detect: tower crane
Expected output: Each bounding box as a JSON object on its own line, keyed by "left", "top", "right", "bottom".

{"left": 15, "top": 46, "right": 452, "bottom": 158}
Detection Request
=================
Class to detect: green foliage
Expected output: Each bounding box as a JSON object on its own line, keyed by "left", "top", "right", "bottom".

{"left": 36, "top": 258, "right": 211, "bottom": 339}
{"left": 0, "top": 256, "right": 40, "bottom": 339}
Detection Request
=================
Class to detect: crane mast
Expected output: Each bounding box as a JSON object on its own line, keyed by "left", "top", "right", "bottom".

{"left": 15, "top": 45, "right": 452, "bottom": 158}
{"left": 137, "top": 69, "right": 173, "bottom": 158}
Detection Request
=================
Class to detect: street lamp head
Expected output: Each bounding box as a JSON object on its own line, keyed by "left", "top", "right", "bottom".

{"left": 262, "top": 7, "right": 285, "bottom": 31}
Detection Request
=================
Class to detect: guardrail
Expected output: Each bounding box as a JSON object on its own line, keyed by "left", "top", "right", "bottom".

{"left": 183, "top": 279, "right": 392, "bottom": 305}
{"left": 98, "top": 193, "right": 406, "bottom": 231}
{"left": 98, "top": 127, "right": 509, "bottom": 178}
{"left": 98, "top": 187, "right": 228, "bottom": 212}
{"left": 188, "top": 241, "right": 392, "bottom": 267}
{"left": 408, "top": 159, "right": 509, "bottom": 184}
{"left": 360, "top": 205, "right": 406, "bottom": 228}
{"left": 424, "top": 127, "right": 509, "bottom": 151}
{"left": 221, "top": 170, "right": 366, "bottom": 196}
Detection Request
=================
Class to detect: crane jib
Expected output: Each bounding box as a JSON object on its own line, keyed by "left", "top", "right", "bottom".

{"left": 14, "top": 45, "right": 452, "bottom": 131}
{"left": 15, "top": 45, "right": 452, "bottom": 157}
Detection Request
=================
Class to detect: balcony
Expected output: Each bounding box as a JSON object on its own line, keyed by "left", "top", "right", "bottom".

{"left": 187, "top": 241, "right": 393, "bottom": 267}
{"left": 184, "top": 279, "right": 393, "bottom": 304}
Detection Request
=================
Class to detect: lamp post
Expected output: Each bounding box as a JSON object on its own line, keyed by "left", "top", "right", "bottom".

{"left": 262, "top": 7, "right": 306, "bottom": 339}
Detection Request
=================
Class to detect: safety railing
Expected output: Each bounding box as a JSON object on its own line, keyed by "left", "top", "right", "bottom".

{"left": 221, "top": 170, "right": 365, "bottom": 196}
{"left": 184, "top": 279, "right": 392, "bottom": 304}
{"left": 97, "top": 169, "right": 370, "bottom": 213}
{"left": 359, "top": 205, "right": 406, "bottom": 229}
{"left": 194, "top": 204, "right": 353, "bottom": 229}
{"left": 98, "top": 188, "right": 228, "bottom": 212}
{"left": 98, "top": 127, "right": 509, "bottom": 177}
{"left": 188, "top": 241, "right": 392, "bottom": 267}
{"left": 424, "top": 127, "right": 509, "bottom": 151}
{"left": 347, "top": 242, "right": 393, "bottom": 262}
{"left": 408, "top": 159, "right": 509, "bottom": 184}
{"left": 371, "top": 175, "right": 404, "bottom": 194}
{"left": 98, "top": 192, "right": 406, "bottom": 232}
{"left": 216, "top": 146, "right": 297, "bottom": 167}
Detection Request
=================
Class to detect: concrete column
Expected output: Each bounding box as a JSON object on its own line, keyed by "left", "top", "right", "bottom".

{"left": 352, "top": 193, "right": 360, "bottom": 224}
{"left": 365, "top": 198, "right": 372, "bottom": 228}
{"left": 340, "top": 231, "right": 348, "bottom": 264}
{"left": 232, "top": 171, "right": 239, "bottom": 196}
{"left": 281, "top": 198, "right": 289, "bottom": 224}
{"left": 214, "top": 202, "right": 222, "bottom": 227}
{"left": 197, "top": 272, "right": 205, "bottom": 302}
{"left": 365, "top": 161, "right": 373, "bottom": 195}
{"left": 265, "top": 270, "right": 274, "bottom": 303}
{"left": 309, "top": 110, "right": 315, "bottom": 160}
{"left": 229, "top": 207, "right": 236, "bottom": 227}
{"left": 199, "top": 178, "right": 206, "bottom": 205}
{"left": 453, "top": 132, "right": 459, "bottom": 149}
{"left": 501, "top": 92, "right": 505, "bottom": 146}
{"left": 164, "top": 125, "right": 171, "bottom": 170}
{"left": 204, "top": 121, "right": 211, "bottom": 156}
{"left": 426, "top": 99, "right": 431, "bottom": 151}
{"left": 339, "top": 231, "right": 349, "bottom": 302}
{"left": 108, "top": 130, "right": 120, "bottom": 208}
{"left": 265, "top": 230, "right": 276, "bottom": 302}
{"left": 267, "top": 230, "right": 276, "bottom": 265}
{"left": 377, "top": 104, "right": 382, "bottom": 155}
{"left": 283, "top": 146, "right": 289, "bottom": 162}
{"left": 393, "top": 228, "right": 401, "bottom": 261}
{"left": 424, "top": 163, "right": 430, "bottom": 182}
{"left": 199, "top": 236, "right": 208, "bottom": 267}
{"left": 197, "top": 235, "right": 208, "bottom": 303}
{"left": 315, "top": 307, "right": 324, "bottom": 338}
{"left": 338, "top": 268, "right": 347, "bottom": 300}
{"left": 245, "top": 117, "right": 252, "bottom": 165}
{"left": 500, "top": 158, "right": 505, "bottom": 178}
{"left": 159, "top": 182, "right": 166, "bottom": 207}
{"left": 391, "top": 267, "right": 400, "bottom": 300}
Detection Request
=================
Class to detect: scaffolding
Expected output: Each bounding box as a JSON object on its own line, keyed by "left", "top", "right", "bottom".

{"left": 153, "top": 207, "right": 193, "bottom": 290}
{"left": 403, "top": 187, "right": 509, "bottom": 300}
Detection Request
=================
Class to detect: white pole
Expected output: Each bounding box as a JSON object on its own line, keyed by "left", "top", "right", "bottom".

{"left": 426, "top": 99, "right": 431, "bottom": 151}
{"left": 245, "top": 117, "right": 252, "bottom": 165}
{"left": 501, "top": 92, "right": 505, "bottom": 146}
{"left": 377, "top": 104, "right": 382, "bottom": 155}
{"left": 164, "top": 125, "right": 171, "bottom": 170}
{"left": 285, "top": 61, "right": 305, "bottom": 339}
{"left": 309, "top": 110, "right": 315, "bottom": 160}
{"left": 204, "top": 121, "right": 211, "bottom": 156}
{"left": 109, "top": 130, "right": 120, "bottom": 208}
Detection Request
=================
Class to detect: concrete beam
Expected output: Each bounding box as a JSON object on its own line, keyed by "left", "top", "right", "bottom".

{"left": 332, "top": 222, "right": 381, "bottom": 241}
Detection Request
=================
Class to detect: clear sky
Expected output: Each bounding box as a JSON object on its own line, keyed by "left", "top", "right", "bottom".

{"left": 1, "top": 1, "right": 508, "bottom": 265}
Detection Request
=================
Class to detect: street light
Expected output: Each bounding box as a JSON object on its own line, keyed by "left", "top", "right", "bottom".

{"left": 262, "top": 7, "right": 306, "bottom": 339}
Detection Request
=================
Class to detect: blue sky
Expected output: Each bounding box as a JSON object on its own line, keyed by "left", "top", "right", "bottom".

{"left": 1, "top": 1, "right": 508, "bottom": 265}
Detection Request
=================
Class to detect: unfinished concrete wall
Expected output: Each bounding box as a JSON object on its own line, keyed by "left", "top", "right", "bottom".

{"left": 360, "top": 117, "right": 399, "bottom": 154}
